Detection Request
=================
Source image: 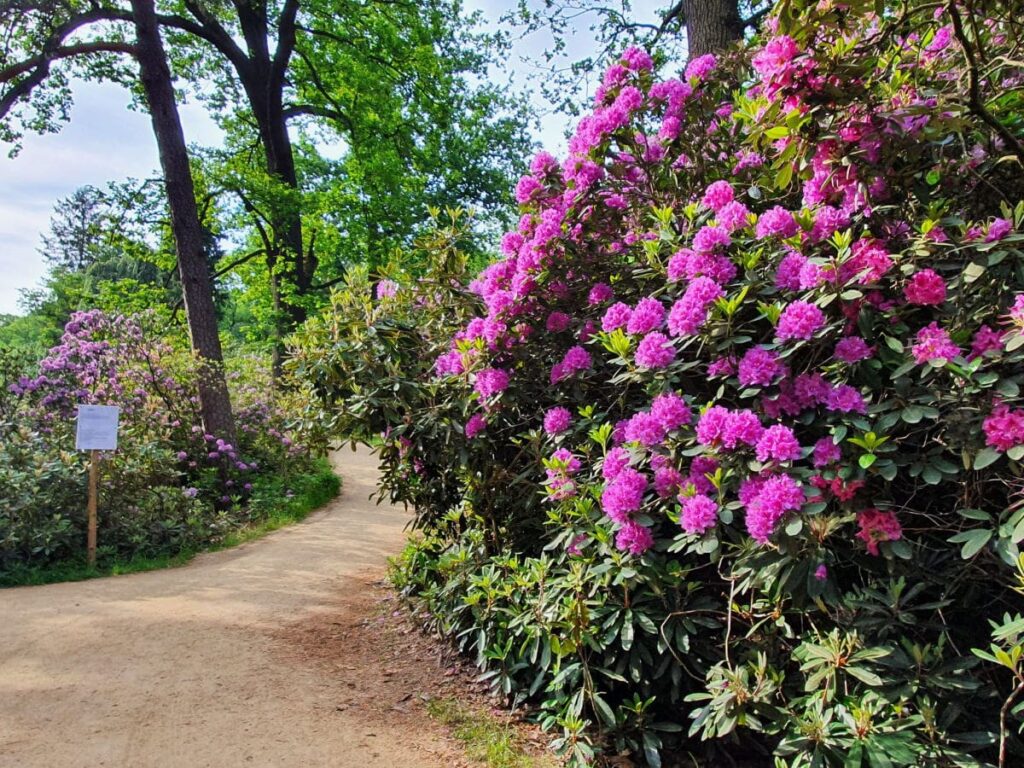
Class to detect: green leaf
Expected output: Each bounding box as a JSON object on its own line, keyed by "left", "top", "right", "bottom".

{"left": 859, "top": 453, "right": 877, "bottom": 469}
{"left": 973, "top": 447, "right": 1002, "bottom": 470}
{"left": 948, "top": 529, "right": 992, "bottom": 559}
{"left": 845, "top": 665, "right": 883, "bottom": 687}
{"left": 591, "top": 693, "right": 616, "bottom": 727}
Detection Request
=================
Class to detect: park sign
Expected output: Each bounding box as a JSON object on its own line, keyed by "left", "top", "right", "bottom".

{"left": 75, "top": 405, "right": 120, "bottom": 450}
{"left": 75, "top": 405, "right": 121, "bottom": 566}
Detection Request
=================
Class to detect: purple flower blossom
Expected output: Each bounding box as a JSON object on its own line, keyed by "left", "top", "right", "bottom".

{"left": 680, "top": 495, "right": 718, "bottom": 535}
{"left": 615, "top": 520, "right": 655, "bottom": 555}
{"left": 834, "top": 337, "right": 873, "bottom": 363}
{"left": 756, "top": 206, "right": 799, "bottom": 239}
{"left": 624, "top": 412, "right": 667, "bottom": 446}
{"left": 588, "top": 283, "right": 614, "bottom": 305}
{"left": 693, "top": 225, "right": 731, "bottom": 254}
{"left": 543, "top": 407, "right": 572, "bottom": 435}
{"left": 738, "top": 347, "right": 784, "bottom": 388}
{"left": 743, "top": 474, "right": 804, "bottom": 544}
{"left": 602, "top": 302, "right": 633, "bottom": 332}
{"left": 635, "top": 332, "right": 675, "bottom": 369}
{"left": 650, "top": 392, "right": 691, "bottom": 431}
{"left": 777, "top": 301, "right": 825, "bottom": 341}
{"left": 602, "top": 447, "right": 631, "bottom": 480}
{"left": 626, "top": 297, "right": 665, "bottom": 334}
{"left": 756, "top": 425, "right": 802, "bottom": 463}
{"left": 475, "top": 368, "right": 510, "bottom": 399}
{"left": 812, "top": 437, "right": 841, "bottom": 467}
{"left": 602, "top": 468, "right": 648, "bottom": 522}
{"left": 912, "top": 322, "right": 960, "bottom": 364}
{"left": 465, "top": 413, "right": 487, "bottom": 439}
{"left": 701, "top": 180, "right": 734, "bottom": 211}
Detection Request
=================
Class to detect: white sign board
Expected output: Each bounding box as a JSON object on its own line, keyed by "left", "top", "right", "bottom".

{"left": 75, "top": 405, "right": 121, "bottom": 451}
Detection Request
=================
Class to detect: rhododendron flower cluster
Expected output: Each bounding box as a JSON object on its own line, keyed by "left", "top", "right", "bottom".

{"left": 421, "top": 6, "right": 1024, "bottom": 575}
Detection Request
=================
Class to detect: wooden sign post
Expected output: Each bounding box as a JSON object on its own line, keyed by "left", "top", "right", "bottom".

{"left": 75, "top": 405, "right": 120, "bottom": 568}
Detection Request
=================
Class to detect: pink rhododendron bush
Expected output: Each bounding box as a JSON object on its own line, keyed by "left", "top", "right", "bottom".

{"left": 0, "top": 310, "right": 329, "bottom": 578}
{"left": 295, "top": 1, "right": 1024, "bottom": 764}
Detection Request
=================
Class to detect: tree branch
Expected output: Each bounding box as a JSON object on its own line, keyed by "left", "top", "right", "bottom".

{"left": 948, "top": 0, "right": 1024, "bottom": 164}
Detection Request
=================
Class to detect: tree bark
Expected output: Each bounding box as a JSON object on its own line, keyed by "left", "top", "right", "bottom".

{"left": 683, "top": 0, "right": 744, "bottom": 59}
{"left": 131, "top": 0, "right": 236, "bottom": 443}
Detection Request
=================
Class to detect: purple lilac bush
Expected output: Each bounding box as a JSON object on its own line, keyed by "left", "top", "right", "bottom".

{"left": 297, "top": 1, "right": 1024, "bottom": 764}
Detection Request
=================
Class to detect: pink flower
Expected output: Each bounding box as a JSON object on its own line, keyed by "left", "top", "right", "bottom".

{"left": 1009, "top": 295, "right": 1024, "bottom": 328}
{"left": 602, "top": 447, "right": 631, "bottom": 481}
{"left": 970, "top": 325, "right": 1005, "bottom": 358}
{"left": 696, "top": 406, "right": 730, "bottom": 447}
{"left": 904, "top": 269, "right": 947, "bottom": 305}
{"left": 723, "top": 409, "right": 764, "bottom": 449}
{"left": 856, "top": 508, "right": 902, "bottom": 555}
{"left": 654, "top": 465, "right": 684, "bottom": 498}
{"left": 912, "top": 322, "right": 960, "bottom": 364}
{"left": 475, "top": 368, "right": 510, "bottom": 399}
{"left": 752, "top": 35, "right": 799, "bottom": 78}
{"left": 707, "top": 355, "right": 736, "bottom": 377}
{"left": 624, "top": 412, "right": 666, "bottom": 446}
{"left": 667, "top": 277, "right": 724, "bottom": 336}
{"left": 755, "top": 425, "right": 802, "bottom": 463}
{"left": 588, "top": 283, "right": 614, "bottom": 305}
{"left": 602, "top": 302, "right": 633, "bottom": 332}
{"left": 544, "top": 407, "right": 572, "bottom": 435}
{"left": 546, "top": 311, "right": 572, "bottom": 332}
{"left": 627, "top": 297, "right": 666, "bottom": 334}
{"left": 834, "top": 337, "right": 873, "bottom": 363}
{"left": 717, "top": 201, "right": 751, "bottom": 232}
{"left": 738, "top": 347, "right": 784, "bottom": 387}
{"left": 814, "top": 564, "right": 828, "bottom": 581}
{"left": 777, "top": 301, "right": 825, "bottom": 341}
{"left": 602, "top": 468, "right": 648, "bottom": 522}
{"left": 986, "top": 218, "right": 1013, "bottom": 242}
{"left": 651, "top": 392, "right": 691, "bottom": 431}
{"left": 693, "top": 225, "right": 732, "bottom": 254}
{"left": 621, "top": 46, "right": 653, "bottom": 71}
{"left": 744, "top": 474, "right": 804, "bottom": 544}
{"left": 680, "top": 495, "right": 718, "bottom": 535}
{"left": 701, "top": 180, "right": 734, "bottom": 211}
{"left": 983, "top": 404, "right": 1024, "bottom": 452}
{"left": 375, "top": 279, "right": 399, "bottom": 299}
{"left": 614, "top": 520, "right": 655, "bottom": 555}
{"left": 550, "top": 344, "right": 592, "bottom": 385}
{"left": 775, "top": 251, "right": 808, "bottom": 291}
{"left": 756, "top": 206, "right": 799, "bottom": 239}
{"left": 825, "top": 385, "right": 867, "bottom": 414}
{"left": 684, "top": 53, "right": 718, "bottom": 82}
{"left": 635, "top": 332, "right": 675, "bottom": 369}
{"left": 813, "top": 437, "right": 841, "bottom": 467}
{"left": 465, "top": 413, "right": 487, "bottom": 439}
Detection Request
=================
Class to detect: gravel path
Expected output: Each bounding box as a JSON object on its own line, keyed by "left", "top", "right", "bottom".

{"left": 0, "top": 446, "right": 451, "bottom": 768}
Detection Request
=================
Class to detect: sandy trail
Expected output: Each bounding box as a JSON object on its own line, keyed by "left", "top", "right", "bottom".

{"left": 0, "top": 446, "right": 451, "bottom": 768}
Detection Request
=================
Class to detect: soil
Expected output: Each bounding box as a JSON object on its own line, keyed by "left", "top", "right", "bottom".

{"left": 0, "top": 446, "right": 547, "bottom": 768}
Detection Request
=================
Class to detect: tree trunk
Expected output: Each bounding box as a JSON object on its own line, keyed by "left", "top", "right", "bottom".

{"left": 244, "top": 80, "right": 312, "bottom": 323}
{"left": 683, "top": 0, "right": 744, "bottom": 59}
{"left": 131, "top": 0, "right": 236, "bottom": 443}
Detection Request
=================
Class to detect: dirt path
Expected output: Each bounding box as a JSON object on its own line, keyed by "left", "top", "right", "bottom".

{"left": 0, "top": 446, "right": 463, "bottom": 768}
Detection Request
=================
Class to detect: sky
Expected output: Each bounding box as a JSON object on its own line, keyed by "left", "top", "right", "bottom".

{"left": 0, "top": 0, "right": 663, "bottom": 315}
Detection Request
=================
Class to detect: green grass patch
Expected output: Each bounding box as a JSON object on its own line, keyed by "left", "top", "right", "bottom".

{"left": 426, "top": 697, "right": 553, "bottom": 768}
{"left": 0, "top": 458, "right": 341, "bottom": 588}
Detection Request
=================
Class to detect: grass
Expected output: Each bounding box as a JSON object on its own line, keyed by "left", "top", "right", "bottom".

{"left": 426, "top": 696, "right": 555, "bottom": 768}
{"left": 0, "top": 458, "right": 341, "bottom": 588}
